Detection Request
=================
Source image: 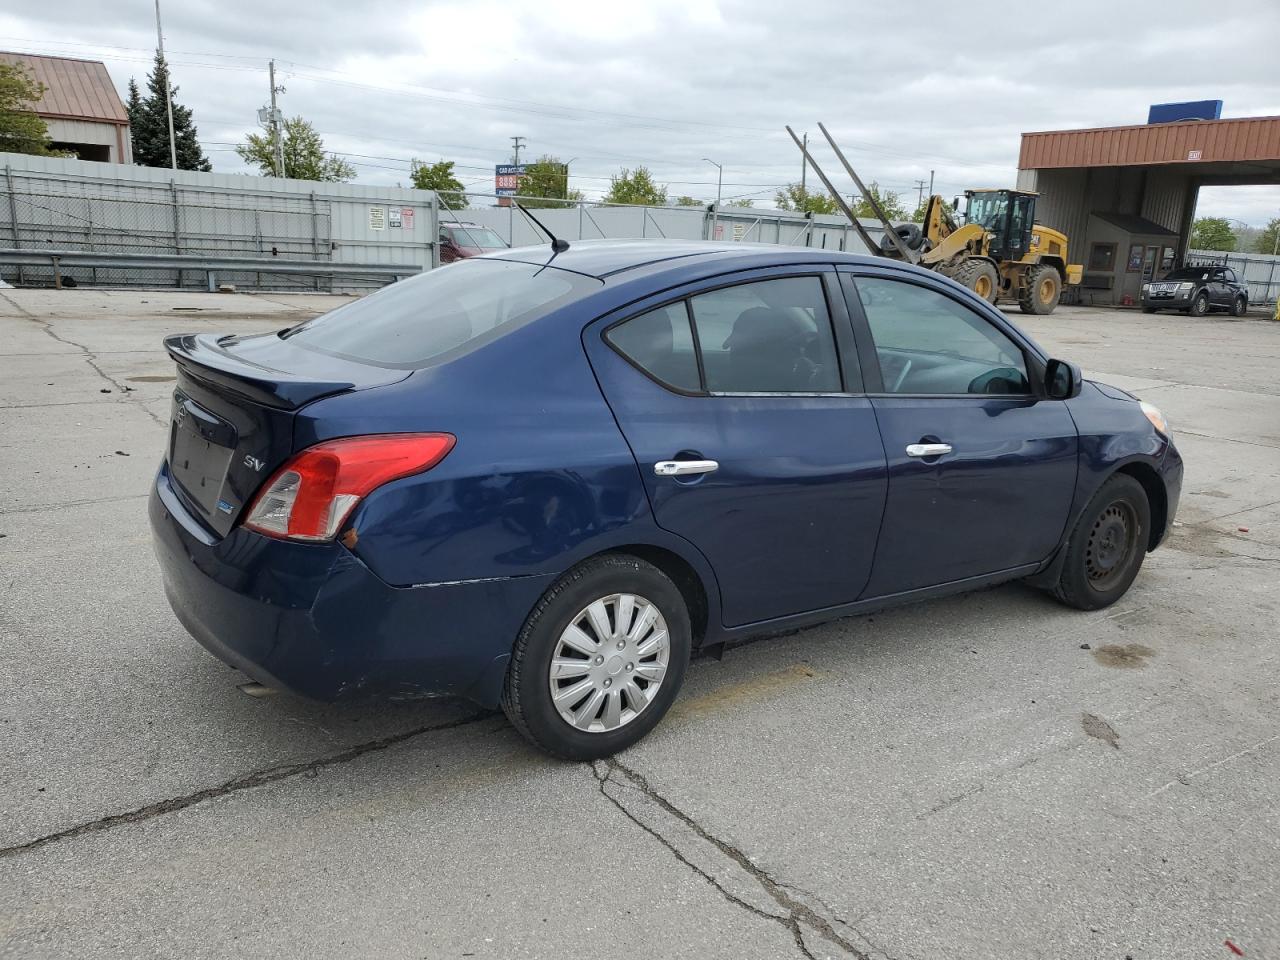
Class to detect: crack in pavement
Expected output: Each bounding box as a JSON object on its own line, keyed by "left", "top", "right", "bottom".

{"left": 0, "top": 711, "right": 497, "bottom": 860}
{"left": 0, "top": 290, "right": 166, "bottom": 428}
{"left": 592, "top": 758, "right": 873, "bottom": 960}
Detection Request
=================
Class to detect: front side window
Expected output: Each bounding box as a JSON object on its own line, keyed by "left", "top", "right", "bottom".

{"left": 688, "top": 277, "right": 842, "bottom": 393}
{"left": 855, "top": 278, "right": 1030, "bottom": 395}
{"left": 285, "top": 259, "right": 599, "bottom": 368}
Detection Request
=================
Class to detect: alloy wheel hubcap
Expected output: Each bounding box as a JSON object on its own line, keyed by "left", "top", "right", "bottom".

{"left": 548, "top": 593, "right": 670, "bottom": 733}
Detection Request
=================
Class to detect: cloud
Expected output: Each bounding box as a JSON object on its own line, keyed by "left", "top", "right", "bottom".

{"left": 1, "top": 0, "right": 1278, "bottom": 221}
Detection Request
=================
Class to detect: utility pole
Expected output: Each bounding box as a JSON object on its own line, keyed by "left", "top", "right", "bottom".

{"left": 510, "top": 136, "right": 525, "bottom": 167}
{"left": 154, "top": 0, "right": 177, "bottom": 169}
{"left": 800, "top": 132, "right": 807, "bottom": 194}
{"left": 702, "top": 158, "right": 722, "bottom": 239}
{"left": 269, "top": 60, "right": 286, "bottom": 178}
{"left": 914, "top": 179, "right": 927, "bottom": 211}
{"left": 928, "top": 169, "right": 935, "bottom": 197}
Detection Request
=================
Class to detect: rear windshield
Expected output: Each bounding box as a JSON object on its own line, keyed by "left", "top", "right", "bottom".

{"left": 283, "top": 259, "right": 600, "bottom": 368}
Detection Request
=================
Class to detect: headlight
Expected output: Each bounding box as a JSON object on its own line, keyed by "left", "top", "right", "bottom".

{"left": 1177, "top": 282, "right": 1194, "bottom": 291}
{"left": 1140, "top": 400, "right": 1169, "bottom": 436}
{"left": 1141, "top": 282, "right": 1150, "bottom": 292}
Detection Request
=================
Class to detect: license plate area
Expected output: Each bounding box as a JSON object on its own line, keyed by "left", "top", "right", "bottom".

{"left": 169, "top": 390, "right": 238, "bottom": 518}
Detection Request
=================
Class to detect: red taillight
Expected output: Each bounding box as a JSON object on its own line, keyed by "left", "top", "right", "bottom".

{"left": 243, "top": 433, "right": 455, "bottom": 542}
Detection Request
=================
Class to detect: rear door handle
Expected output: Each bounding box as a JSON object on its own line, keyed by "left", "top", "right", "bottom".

{"left": 905, "top": 443, "right": 952, "bottom": 458}
{"left": 654, "top": 459, "right": 719, "bottom": 477}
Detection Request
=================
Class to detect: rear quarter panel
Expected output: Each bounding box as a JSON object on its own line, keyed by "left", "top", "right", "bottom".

{"left": 294, "top": 301, "right": 721, "bottom": 603}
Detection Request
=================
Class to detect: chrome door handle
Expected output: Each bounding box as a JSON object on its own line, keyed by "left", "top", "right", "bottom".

{"left": 654, "top": 459, "right": 719, "bottom": 477}
{"left": 905, "top": 443, "right": 952, "bottom": 458}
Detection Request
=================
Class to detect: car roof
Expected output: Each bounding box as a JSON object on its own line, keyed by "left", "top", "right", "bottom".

{"left": 481, "top": 238, "right": 879, "bottom": 279}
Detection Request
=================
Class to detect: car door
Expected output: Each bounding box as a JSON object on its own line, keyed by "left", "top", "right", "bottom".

{"left": 840, "top": 268, "right": 1079, "bottom": 596}
{"left": 1208, "top": 268, "right": 1230, "bottom": 306}
{"left": 584, "top": 267, "right": 888, "bottom": 628}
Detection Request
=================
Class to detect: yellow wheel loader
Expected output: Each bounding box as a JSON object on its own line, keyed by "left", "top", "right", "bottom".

{"left": 786, "top": 124, "right": 1083, "bottom": 315}
{"left": 891, "top": 189, "right": 1084, "bottom": 315}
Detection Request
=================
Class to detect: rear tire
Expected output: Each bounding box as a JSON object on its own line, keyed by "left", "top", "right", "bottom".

{"left": 501, "top": 554, "right": 691, "bottom": 760}
{"left": 1189, "top": 291, "right": 1209, "bottom": 316}
{"left": 1018, "top": 264, "right": 1061, "bottom": 315}
{"left": 952, "top": 259, "right": 999, "bottom": 304}
{"left": 1048, "top": 474, "right": 1150, "bottom": 611}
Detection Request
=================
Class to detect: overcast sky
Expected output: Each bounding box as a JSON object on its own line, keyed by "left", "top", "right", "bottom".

{"left": 3, "top": 0, "right": 1279, "bottom": 223}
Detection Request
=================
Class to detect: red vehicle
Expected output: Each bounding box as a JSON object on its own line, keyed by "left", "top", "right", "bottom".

{"left": 438, "top": 222, "right": 508, "bottom": 263}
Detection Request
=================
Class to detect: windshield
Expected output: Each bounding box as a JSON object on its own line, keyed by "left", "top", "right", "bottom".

{"left": 283, "top": 259, "right": 600, "bottom": 368}
{"left": 965, "top": 192, "right": 1009, "bottom": 231}
{"left": 1163, "top": 267, "right": 1210, "bottom": 281}
{"left": 446, "top": 226, "right": 506, "bottom": 248}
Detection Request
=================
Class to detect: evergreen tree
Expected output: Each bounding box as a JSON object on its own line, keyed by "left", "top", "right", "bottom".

{"left": 130, "top": 52, "right": 210, "bottom": 171}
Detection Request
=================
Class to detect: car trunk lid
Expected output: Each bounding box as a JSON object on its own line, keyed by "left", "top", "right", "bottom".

{"left": 163, "top": 331, "right": 409, "bottom": 537}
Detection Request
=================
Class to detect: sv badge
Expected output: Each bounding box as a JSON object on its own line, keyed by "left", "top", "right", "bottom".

{"left": 243, "top": 454, "right": 265, "bottom": 472}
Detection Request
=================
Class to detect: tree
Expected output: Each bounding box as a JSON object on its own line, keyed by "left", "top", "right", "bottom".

{"left": 410, "top": 159, "right": 466, "bottom": 209}
{"left": 0, "top": 59, "right": 57, "bottom": 156}
{"left": 774, "top": 183, "right": 838, "bottom": 215}
{"left": 130, "top": 52, "right": 210, "bottom": 170}
{"left": 909, "top": 198, "right": 928, "bottom": 223}
{"left": 675, "top": 195, "right": 702, "bottom": 207}
{"left": 517, "top": 155, "right": 585, "bottom": 208}
{"left": 236, "top": 116, "right": 354, "bottom": 182}
{"left": 603, "top": 166, "right": 667, "bottom": 206}
{"left": 851, "top": 182, "right": 909, "bottom": 221}
{"left": 1189, "top": 217, "right": 1237, "bottom": 251}
{"left": 726, "top": 198, "right": 754, "bottom": 208}
{"left": 1254, "top": 216, "right": 1280, "bottom": 256}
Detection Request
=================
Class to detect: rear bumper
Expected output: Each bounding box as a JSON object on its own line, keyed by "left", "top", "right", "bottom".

{"left": 149, "top": 463, "right": 553, "bottom": 705}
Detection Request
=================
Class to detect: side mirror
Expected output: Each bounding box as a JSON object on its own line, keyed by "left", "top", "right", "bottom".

{"left": 1045, "top": 358, "right": 1082, "bottom": 400}
{"left": 951, "top": 197, "right": 960, "bottom": 210}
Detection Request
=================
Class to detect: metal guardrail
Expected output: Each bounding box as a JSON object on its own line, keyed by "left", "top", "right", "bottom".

{"left": 0, "top": 249, "right": 422, "bottom": 291}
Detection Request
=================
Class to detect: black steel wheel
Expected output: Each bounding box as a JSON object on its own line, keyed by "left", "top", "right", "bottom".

{"left": 1048, "top": 474, "right": 1150, "bottom": 610}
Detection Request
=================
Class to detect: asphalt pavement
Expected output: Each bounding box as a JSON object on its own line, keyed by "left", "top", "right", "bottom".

{"left": 1, "top": 288, "right": 1277, "bottom": 959}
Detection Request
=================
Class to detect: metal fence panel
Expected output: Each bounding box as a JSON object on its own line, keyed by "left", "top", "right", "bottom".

{"left": 1186, "top": 247, "right": 1280, "bottom": 306}
{"left": 0, "top": 152, "right": 438, "bottom": 291}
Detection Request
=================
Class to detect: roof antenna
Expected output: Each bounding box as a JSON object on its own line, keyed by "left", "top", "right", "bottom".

{"left": 515, "top": 202, "right": 570, "bottom": 254}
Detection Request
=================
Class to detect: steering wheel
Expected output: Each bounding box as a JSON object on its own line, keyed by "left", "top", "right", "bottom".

{"left": 888, "top": 358, "right": 911, "bottom": 393}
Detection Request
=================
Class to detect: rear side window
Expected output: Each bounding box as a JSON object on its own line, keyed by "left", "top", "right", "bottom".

{"left": 284, "top": 259, "right": 599, "bottom": 368}
{"left": 605, "top": 303, "right": 700, "bottom": 392}
{"left": 689, "top": 277, "right": 841, "bottom": 393}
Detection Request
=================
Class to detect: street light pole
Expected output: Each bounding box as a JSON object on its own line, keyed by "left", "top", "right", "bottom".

{"left": 702, "top": 158, "right": 722, "bottom": 240}
{"left": 154, "top": 0, "right": 177, "bottom": 170}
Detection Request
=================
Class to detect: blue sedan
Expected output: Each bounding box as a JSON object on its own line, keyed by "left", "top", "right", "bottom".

{"left": 150, "top": 240, "right": 1182, "bottom": 759}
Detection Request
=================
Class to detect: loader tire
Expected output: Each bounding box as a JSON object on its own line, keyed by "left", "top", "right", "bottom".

{"left": 1019, "top": 264, "right": 1061, "bottom": 315}
{"left": 952, "top": 258, "right": 999, "bottom": 304}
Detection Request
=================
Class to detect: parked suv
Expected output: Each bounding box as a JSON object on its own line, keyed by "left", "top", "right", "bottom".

{"left": 1143, "top": 265, "right": 1248, "bottom": 316}
{"left": 438, "top": 223, "right": 508, "bottom": 263}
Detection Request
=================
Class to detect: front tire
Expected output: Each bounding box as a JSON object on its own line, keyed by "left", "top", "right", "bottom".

{"left": 502, "top": 554, "right": 691, "bottom": 760}
{"left": 1018, "top": 264, "right": 1061, "bottom": 315}
{"left": 1231, "top": 295, "right": 1248, "bottom": 317}
{"left": 952, "top": 259, "right": 999, "bottom": 304}
{"left": 1189, "top": 291, "right": 1210, "bottom": 316}
{"left": 1049, "top": 474, "right": 1150, "bottom": 611}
